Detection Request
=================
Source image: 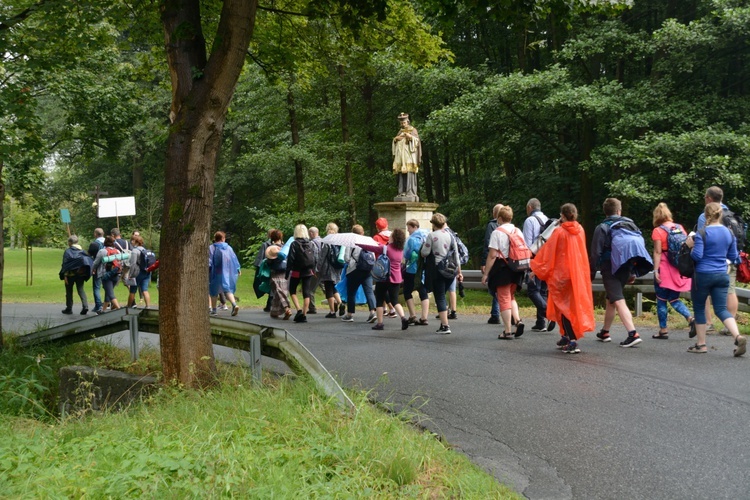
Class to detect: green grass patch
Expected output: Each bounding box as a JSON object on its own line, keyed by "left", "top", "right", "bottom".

{"left": 0, "top": 342, "right": 518, "bottom": 498}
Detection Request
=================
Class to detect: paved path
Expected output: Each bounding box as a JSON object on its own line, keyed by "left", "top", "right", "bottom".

{"left": 4, "top": 304, "right": 749, "bottom": 499}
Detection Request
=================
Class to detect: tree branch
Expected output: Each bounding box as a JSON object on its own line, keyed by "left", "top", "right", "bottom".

{"left": 0, "top": 0, "right": 47, "bottom": 31}
{"left": 257, "top": 5, "right": 307, "bottom": 17}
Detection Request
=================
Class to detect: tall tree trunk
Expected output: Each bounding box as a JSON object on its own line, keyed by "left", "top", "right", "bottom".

{"left": 0, "top": 160, "right": 4, "bottom": 348}
{"left": 580, "top": 120, "right": 595, "bottom": 243}
{"left": 362, "top": 77, "right": 378, "bottom": 230}
{"left": 287, "top": 87, "right": 304, "bottom": 212}
{"left": 422, "top": 148, "right": 433, "bottom": 203}
{"left": 432, "top": 147, "right": 443, "bottom": 203}
{"left": 338, "top": 65, "right": 356, "bottom": 225}
{"left": 159, "top": 0, "right": 257, "bottom": 387}
{"left": 443, "top": 148, "right": 450, "bottom": 201}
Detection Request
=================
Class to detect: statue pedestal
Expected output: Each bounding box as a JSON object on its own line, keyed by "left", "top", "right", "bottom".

{"left": 374, "top": 201, "right": 439, "bottom": 232}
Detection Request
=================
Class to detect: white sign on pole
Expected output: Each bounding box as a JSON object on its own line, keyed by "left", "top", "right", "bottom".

{"left": 97, "top": 197, "right": 136, "bottom": 218}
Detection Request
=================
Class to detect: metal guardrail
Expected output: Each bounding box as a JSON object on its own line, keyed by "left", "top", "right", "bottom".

{"left": 461, "top": 270, "right": 750, "bottom": 314}
{"left": 18, "top": 309, "right": 355, "bottom": 411}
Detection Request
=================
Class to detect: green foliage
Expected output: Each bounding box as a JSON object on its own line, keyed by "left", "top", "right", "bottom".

{"left": 0, "top": 368, "right": 518, "bottom": 497}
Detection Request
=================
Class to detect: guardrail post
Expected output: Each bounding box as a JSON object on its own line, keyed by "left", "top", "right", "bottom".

{"left": 635, "top": 292, "right": 643, "bottom": 317}
{"left": 249, "top": 335, "right": 262, "bottom": 383}
{"left": 128, "top": 313, "right": 139, "bottom": 362}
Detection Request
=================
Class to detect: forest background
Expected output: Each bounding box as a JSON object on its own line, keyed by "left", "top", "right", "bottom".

{"left": 3, "top": 0, "right": 749, "bottom": 264}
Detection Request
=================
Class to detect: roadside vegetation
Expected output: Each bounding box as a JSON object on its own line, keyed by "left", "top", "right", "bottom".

{"left": 0, "top": 338, "right": 517, "bottom": 498}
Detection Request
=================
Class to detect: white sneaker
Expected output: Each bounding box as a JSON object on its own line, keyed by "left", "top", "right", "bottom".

{"left": 366, "top": 311, "right": 378, "bottom": 323}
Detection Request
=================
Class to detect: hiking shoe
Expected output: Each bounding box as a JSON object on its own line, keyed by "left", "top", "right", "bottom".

{"left": 366, "top": 311, "right": 378, "bottom": 323}
{"left": 562, "top": 342, "right": 580, "bottom": 354}
{"left": 231, "top": 305, "right": 239, "bottom": 316}
{"left": 325, "top": 312, "right": 337, "bottom": 318}
{"left": 341, "top": 315, "right": 354, "bottom": 322}
{"left": 487, "top": 316, "right": 500, "bottom": 325}
{"left": 294, "top": 310, "right": 303, "bottom": 321}
{"left": 547, "top": 321, "right": 556, "bottom": 333}
{"left": 436, "top": 324, "right": 451, "bottom": 335}
{"left": 448, "top": 310, "right": 457, "bottom": 320}
{"left": 401, "top": 317, "right": 410, "bottom": 330}
{"left": 556, "top": 336, "right": 569, "bottom": 349}
{"left": 62, "top": 309, "right": 73, "bottom": 315}
{"left": 689, "top": 319, "right": 697, "bottom": 338}
{"left": 338, "top": 302, "right": 346, "bottom": 316}
{"left": 596, "top": 331, "right": 612, "bottom": 342}
{"left": 620, "top": 335, "right": 642, "bottom": 348}
{"left": 734, "top": 336, "right": 747, "bottom": 357}
{"left": 210, "top": 309, "right": 218, "bottom": 316}
{"left": 371, "top": 323, "right": 384, "bottom": 330}
{"left": 514, "top": 322, "right": 525, "bottom": 338}
{"left": 80, "top": 308, "right": 88, "bottom": 315}
{"left": 294, "top": 314, "right": 307, "bottom": 323}
{"left": 308, "top": 308, "right": 317, "bottom": 314}
{"left": 531, "top": 322, "right": 546, "bottom": 332}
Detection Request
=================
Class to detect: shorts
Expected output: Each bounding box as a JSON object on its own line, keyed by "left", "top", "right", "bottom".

{"left": 495, "top": 283, "right": 518, "bottom": 311}
{"left": 289, "top": 275, "right": 313, "bottom": 299}
{"left": 601, "top": 263, "right": 630, "bottom": 304}
{"left": 129, "top": 272, "right": 151, "bottom": 294}
{"left": 403, "top": 272, "right": 428, "bottom": 301}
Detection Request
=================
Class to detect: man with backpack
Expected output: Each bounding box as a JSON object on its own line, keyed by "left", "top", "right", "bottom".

{"left": 696, "top": 186, "right": 744, "bottom": 332}
{"left": 523, "top": 198, "right": 556, "bottom": 333}
{"left": 124, "top": 234, "right": 153, "bottom": 309}
{"left": 482, "top": 204, "right": 503, "bottom": 324}
{"left": 341, "top": 224, "right": 377, "bottom": 323}
{"left": 307, "top": 227, "right": 324, "bottom": 314}
{"left": 589, "top": 198, "right": 648, "bottom": 347}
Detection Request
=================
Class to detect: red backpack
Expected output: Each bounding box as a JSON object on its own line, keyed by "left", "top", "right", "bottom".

{"left": 737, "top": 252, "right": 750, "bottom": 284}
{"left": 496, "top": 227, "right": 532, "bottom": 272}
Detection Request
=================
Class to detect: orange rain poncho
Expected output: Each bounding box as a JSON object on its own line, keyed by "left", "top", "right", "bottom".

{"left": 530, "top": 220, "right": 595, "bottom": 338}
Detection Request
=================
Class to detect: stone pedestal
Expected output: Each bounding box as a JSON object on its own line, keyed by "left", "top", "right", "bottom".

{"left": 374, "top": 201, "right": 439, "bottom": 232}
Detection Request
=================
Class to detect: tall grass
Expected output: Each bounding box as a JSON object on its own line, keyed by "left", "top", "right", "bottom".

{"left": 0, "top": 363, "right": 518, "bottom": 498}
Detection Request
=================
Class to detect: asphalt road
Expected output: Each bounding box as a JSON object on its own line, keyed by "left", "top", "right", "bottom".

{"left": 4, "top": 303, "right": 749, "bottom": 499}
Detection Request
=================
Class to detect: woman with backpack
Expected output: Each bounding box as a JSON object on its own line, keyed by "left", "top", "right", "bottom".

{"left": 356, "top": 228, "right": 409, "bottom": 331}
{"left": 651, "top": 203, "right": 694, "bottom": 339}
{"left": 422, "top": 213, "right": 463, "bottom": 335}
{"left": 92, "top": 236, "right": 122, "bottom": 313}
{"left": 209, "top": 231, "right": 241, "bottom": 316}
{"left": 124, "top": 234, "right": 152, "bottom": 309}
{"left": 286, "top": 224, "right": 316, "bottom": 323}
{"left": 686, "top": 202, "right": 747, "bottom": 356}
{"left": 317, "top": 223, "right": 345, "bottom": 319}
{"left": 341, "top": 225, "right": 377, "bottom": 324}
{"left": 480, "top": 206, "right": 525, "bottom": 339}
{"left": 265, "top": 229, "right": 292, "bottom": 320}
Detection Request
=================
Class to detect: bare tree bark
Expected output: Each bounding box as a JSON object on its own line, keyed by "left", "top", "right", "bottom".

{"left": 287, "top": 87, "right": 304, "bottom": 212}
{"left": 159, "top": 0, "right": 257, "bottom": 387}
{"left": 338, "top": 65, "right": 356, "bottom": 225}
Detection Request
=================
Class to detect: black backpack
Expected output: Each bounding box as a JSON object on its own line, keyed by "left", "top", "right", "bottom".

{"left": 327, "top": 244, "right": 345, "bottom": 270}
{"left": 139, "top": 247, "right": 157, "bottom": 270}
{"left": 356, "top": 248, "right": 375, "bottom": 272}
{"left": 294, "top": 239, "right": 316, "bottom": 270}
{"left": 722, "top": 210, "right": 747, "bottom": 252}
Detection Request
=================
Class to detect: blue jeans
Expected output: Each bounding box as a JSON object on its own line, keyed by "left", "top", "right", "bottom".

{"left": 92, "top": 276, "right": 102, "bottom": 311}
{"left": 690, "top": 272, "right": 731, "bottom": 324}
{"left": 433, "top": 274, "right": 455, "bottom": 313}
{"left": 526, "top": 275, "right": 548, "bottom": 326}
{"left": 346, "top": 269, "right": 376, "bottom": 314}
{"left": 654, "top": 281, "right": 691, "bottom": 329}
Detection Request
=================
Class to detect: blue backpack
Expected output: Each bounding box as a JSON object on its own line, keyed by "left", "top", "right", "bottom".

{"left": 608, "top": 219, "right": 654, "bottom": 276}
{"left": 371, "top": 246, "right": 390, "bottom": 282}
{"left": 356, "top": 248, "right": 376, "bottom": 272}
{"left": 659, "top": 224, "right": 688, "bottom": 268}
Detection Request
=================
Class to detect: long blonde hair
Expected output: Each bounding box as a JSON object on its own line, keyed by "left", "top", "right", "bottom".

{"left": 652, "top": 202, "right": 673, "bottom": 227}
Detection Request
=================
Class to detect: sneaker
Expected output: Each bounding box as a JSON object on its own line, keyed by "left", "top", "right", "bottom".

{"left": 219, "top": 304, "right": 229, "bottom": 311}
{"left": 62, "top": 309, "right": 73, "bottom": 315}
{"left": 294, "top": 314, "right": 307, "bottom": 323}
{"left": 620, "top": 334, "right": 642, "bottom": 348}
{"left": 80, "top": 308, "right": 88, "bottom": 315}
{"left": 487, "top": 316, "right": 500, "bottom": 325}
{"left": 231, "top": 305, "right": 239, "bottom": 316}
{"left": 689, "top": 319, "right": 697, "bottom": 338}
{"left": 294, "top": 310, "right": 303, "bottom": 321}
{"left": 308, "top": 308, "right": 317, "bottom": 315}
{"left": 371, "top": 323, "right": 384, "bottom": 331}
{"left": 263, "top": 306, "right": 272, "bottom": 313}
{"left": 341, "top": 315, "right": 354, "bottom": 323}
{"left": 325, "top": 312, "right": 337, "bottom": 318}
{"left": 401, "top": 317, "right": 410, "bottom": 330}
{"left": 596, "top": 330, "right": 612, "bottom": 342}
{"left": 366, "top": 311, "right": 378, "bottom": 323}
{"left": 436, "top": 324, "right": 451, "bottom": 335}
{"left": 734, "top": 336, "right": 747, "bottom": 357}
{"left": 338, "top": 302, "right": 346, "bottom": 316}
{"left": 514, "top": 322, "right": 525, "bottom": 338}
{"left": 210, "top": 309, "right": 218, "bottom": 316}
{"left": 546, "top": 321, "right": 556, "bottom": 333}
{"left": 531, "top": 323, "right": 546, "bottom": 332}
{"left": 387, "top": 310, "right": 397, "bottom": 318}
{"left": 95, "top": 310, "right": 104, "bottom": 315}
{"left": 556, "top": 336, "right": 570, "bottom": 349}
{"left": 562, "top": 341, "right": 580, "bottom": 354}
{"left": 131, "top": 304, "right": 139, "bottom": 309}
{"left": 447, "top": 310, "right": 457, "bottom": 320}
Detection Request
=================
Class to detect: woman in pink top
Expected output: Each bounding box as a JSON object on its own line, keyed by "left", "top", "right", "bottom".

{"left": 651, "top": 203, "right": 694, "bottom": 339}
{"left": 357, "top": 228, "right": 409, "bottom": 331}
